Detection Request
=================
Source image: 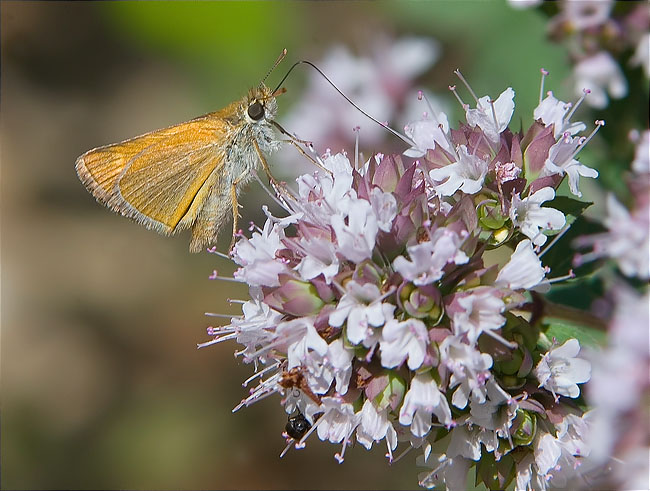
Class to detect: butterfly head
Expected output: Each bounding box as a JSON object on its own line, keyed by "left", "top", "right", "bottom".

{"left": 245, "top": 84, "right": 279, "bottom": 124}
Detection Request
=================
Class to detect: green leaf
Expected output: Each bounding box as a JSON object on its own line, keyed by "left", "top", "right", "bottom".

{"left": 546, "top": 196, "right": 592, "bottom": 225}
{"left": 541, "top": 318, "right": 607, "bottom": 348}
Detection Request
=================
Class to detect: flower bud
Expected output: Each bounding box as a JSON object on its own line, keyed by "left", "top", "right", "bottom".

{"left": 264, "top": 275, "right": 325, "bottom": 317}
{"left": 511, "top": 409, "right": 537, "bottom": 446}
{"left": 398, "top": 282, "right": 443, "bottom": 322}
{"left": 477, "top": 199, "right": 507, "bottom": 230}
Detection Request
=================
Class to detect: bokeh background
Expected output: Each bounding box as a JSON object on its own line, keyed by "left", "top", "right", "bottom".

{"left": 1, "top": 2, "right": 642, "bottom": 489}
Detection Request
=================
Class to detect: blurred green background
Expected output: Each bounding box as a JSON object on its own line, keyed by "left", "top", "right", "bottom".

{"left": 0, "top": 1, "right": 615, "bottom": 489}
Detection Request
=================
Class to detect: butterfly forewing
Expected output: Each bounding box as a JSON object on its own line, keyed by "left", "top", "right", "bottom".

{"left": 76, "top": 114, "right": 231, "bottom": 234}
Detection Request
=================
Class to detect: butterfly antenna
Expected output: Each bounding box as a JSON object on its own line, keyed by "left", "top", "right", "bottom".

{"left": 259, "top": 49, "right": 288, "bottom": 89}
{"left": 272, "top": 60, "right": 415, "bottom": 147}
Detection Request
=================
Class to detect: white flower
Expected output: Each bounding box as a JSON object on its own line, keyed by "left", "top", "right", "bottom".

{"left": 542, "top": 135, "right": 599, "bottom": 198}
{"left": 631, "top": 32, "right": 650, "bottom": 78}
{"left": 316, "top": 396, "right": 360, "bottom": 444}
{"left": 380, "top": 317, "right": 429, "bottom": 370}
{"left": 576, "top": 193, "right": 650, "bottom": 280}
{"left": 448, "top": 288, "right": 506, "bottom": 345}
{"left": 440, "top": 336, "right": 493, "bottom": 409}
{"left": 469, "top": 379, "right": 517, "bottom": 437}
{"left": 294, "top": 227, "right": 340, "bottom": 283}
{"left": 447, "top": 424, "right": 483, "bottom": 461}
{"left": 429, "top": 145, "right": 489, "bottom": 196}
{"left": 510, "top": 187, "right": 566, "bottom": 246}
{"left": 356, "top": 399, "right": 398, "bottom": 451}
{"left": 399, "top": 372, "right": 452, "bottom": 436}
{"left": 534, "top": 414, "right": 591, "bottom": 487}
{"left": 507, "top": 0, "right": 543, "bottom": 8}
{"left": 534, "top": 338, "right": 591, "bottom": 399}
{"left": 331, "top": 197, "right": 379, "bottom": 263}
{"left": 276, "top": 317, "right": 329, "bottom": 370}
{"left": 465, "top": 87, "right": 515, "bottom": 143}
{"left": 393, "top": 226, "right": 469, "bottom": 286}
{"left": 326, "top": 338, "right": 354, "bottom": 395}
{"left": 573, "top": 51, "right": 627, "bottom": 109}
{"left": 328, "top": 281, "right": 395, "bottom": 346}
{"left": 560, "top": 0, "right": 613, "bottom": 30}
{"left": 534, "top": 431, "right": 563, "bottom": 477}
{"left": 631, "top": 129, "right": 650, "bottom": 175}
{"left": 296, "top": 153, "right": 354, "bottom": 222}
{"left": 301, "top": 349, "right": 335, "bottom": 395}
{"left": 584, "top": 286, "right": 649, "bottom": 478}
{"left": 403, "top": 111, "right": 452, "bottom": 157}
{"left": 533, "top": 91, "right": 586, "bottom": 139}
{"left": 381, "top": 36, "right": 440, "bottom": 81}
{"left": 515, "top": 453, "right": 548, "bottom": 491}
{"left": 369, "top": 187, "right": 398, "bottom": 232}
{"left": 418, "top": 453, "right": 472, "bottom": 491}
{"left": 232, "top": 219, "right": 290, "bottom": 287}
{"left": 495, "top": 239, "right": 546, "bottom": 290}
{"left": 602, "top": 194, "right": 650, "bottom": 279}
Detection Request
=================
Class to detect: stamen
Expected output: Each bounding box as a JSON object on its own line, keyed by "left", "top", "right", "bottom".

{"left": 279, "top": 440, "right": 295, "bottom": 458}
{"left": 448, "top": 85, "right": 467, "bottom": 109}
{"left": 539, "top": 269, "right": 576, "bottom": 286}
{"left": 227, "top": 298, "right": 246, "bottom": 305}
{"left": 418, "top": 459, "right": 448, "bottom": 488}
{"left": 204, "top": 312, "right": 242, "bottom": 319}
{"left": 538, "top": 222, "right": 572, "bottom": 258}
{"left": 489, "top": 99, "right": 500, "bottom": 135}
{"left": 208, "top": 270, "right": 244, "bottom": 283}
{"left": 419, "top": 90, "right": 442, "bottom": 123}
{"left": 335, "top": 433, "right": 351, "bottom": 463}
{"left": 385, "top": 438, "right": 394, "bottom": 463}
{"left": 454, "top": 69, "right": 479, "bottom": 103}
{"left": 539, "top": 68, "right": 549, "bottom": 105}
{"left": 482, "top": 329, "right": 518, "bottom": 349}
{"left": 251, "top": 171, "right": 292, "bottom": 211}
{"left": 390, "top": 444, "right": 413, "bottom": 464}
{"left": 353, "top": 126, "right": 360, "bottom": 170}
{"left": 564, "top": 88, "right": 591, "bottom": 124}
{"left": 296, "top": 411, "right": 327, "bottom": 447}
{"left": 567, "top": 120, "right": 605, "bottom": 162}
{"left": 206, "top": 246, "right": 231, "bottom": 259}
{"left": 242, "top": 362, "right": 281, "bottom": 387}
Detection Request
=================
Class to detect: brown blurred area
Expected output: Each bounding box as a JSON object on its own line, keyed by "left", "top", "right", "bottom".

{"left": 1, "top": 2, "right": 420, "bottom": 489}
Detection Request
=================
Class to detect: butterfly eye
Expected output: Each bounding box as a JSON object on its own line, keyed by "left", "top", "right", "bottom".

{"left": 247, "top": 101, "right": 265, "bottom": 121}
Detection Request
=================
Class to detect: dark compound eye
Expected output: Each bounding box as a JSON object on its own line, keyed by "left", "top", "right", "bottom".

{"left": 247, "top": 101, "right": 265, "bottom": 121}
{"left": 285, "top": 413, "right": 311, "bottom": 440}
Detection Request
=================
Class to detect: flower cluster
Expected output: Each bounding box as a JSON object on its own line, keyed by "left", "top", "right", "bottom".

{"left": 509, "top": 0, "right": 649, "bottom": 108}
{"left": 201, "top": 72, "right": 602, "bottom": 490}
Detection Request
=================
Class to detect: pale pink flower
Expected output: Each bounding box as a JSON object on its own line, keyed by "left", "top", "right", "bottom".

{"left": 510, "top": 187, "right": 566, "bottom": 246}
{"left": 380, "top": 317, "right": 429, "bottom": 370}
{"left": 534, "top": 91, "right": 586, "bottom": 139}
{"left": 399, "top": 372, "right": 452, "bottom": 436}
{"left": 573, "top": 51, "right": 627, "bottom": 109}
{"left": 429, "top": 145, "right": 489, "bottom": 196}
{"left": 495, "top": 239, "right": 546, "bottom": 290}
{"left": 534, "top": 338, "right": 591, "bottom": 399}
{"left": 542, "top": 135, "right": 599, "bottom": 198}
{"left": 393, "top": 226, "right": 469, "bottom": 285}
{"left": 465, "top": 87, "right": 515, "bottom": 143}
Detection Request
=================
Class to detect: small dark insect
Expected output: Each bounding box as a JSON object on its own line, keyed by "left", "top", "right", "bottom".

{"left": 285, "top": 412, "right": 312, "bottom": 440}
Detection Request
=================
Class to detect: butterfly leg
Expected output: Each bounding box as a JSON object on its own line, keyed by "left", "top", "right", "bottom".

{"left": 281, "top": 138, "right": 332, "bottom": 176}
{"left": 252, "top": 139, "right": 284, "bottom": 191}
{"left": 228, "top": 180, "right": 242, "bottom": 252}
